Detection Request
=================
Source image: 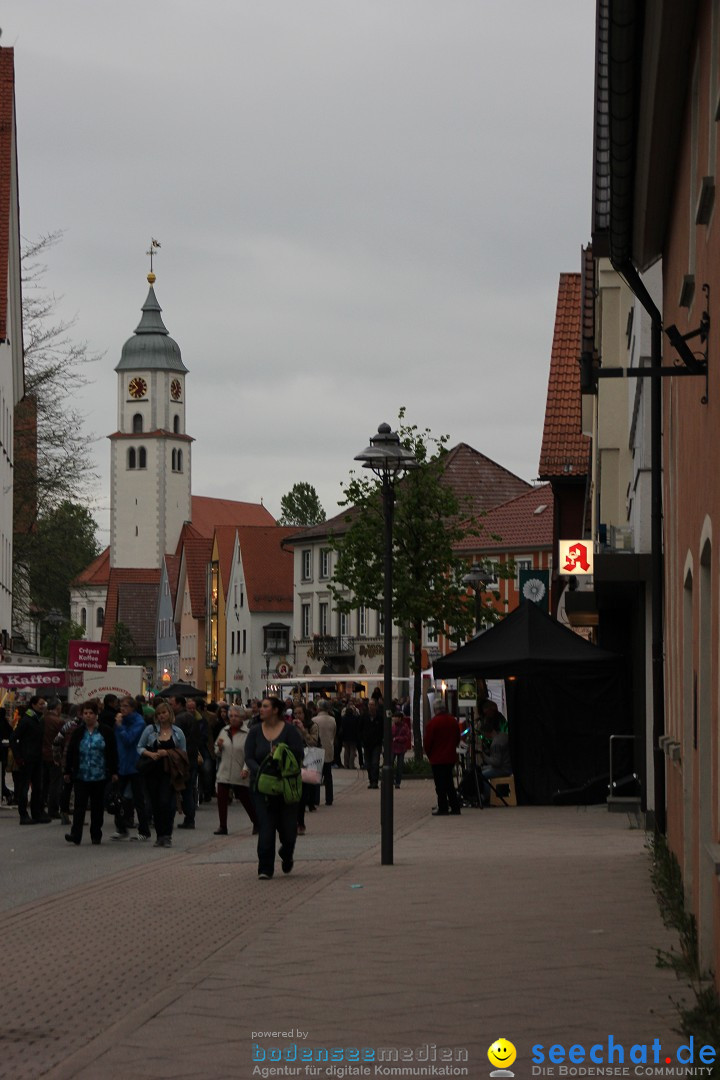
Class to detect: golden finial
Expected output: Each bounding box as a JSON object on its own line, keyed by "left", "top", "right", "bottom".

{"left": 146, "top": 237, "right": 161, "bottom": 283}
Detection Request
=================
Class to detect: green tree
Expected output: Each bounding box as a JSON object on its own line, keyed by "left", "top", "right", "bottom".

{"left": 109, "top": 621, "right": 136, "bottom": 665}
{"left": 330, "top": 412, "right": 507, "bottom": 756}
{"left": 22, "top": 500, "right": 100, "bottom": 619}
{"left": 278, "top": 482, "right": 325, "bottom": 527}
{"left": 40, "top": 619, "right": 85, "bottom": 668}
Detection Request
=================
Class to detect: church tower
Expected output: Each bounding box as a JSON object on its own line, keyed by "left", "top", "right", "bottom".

{"left": 109, "top": 272, "right": 192, "bottom": 568}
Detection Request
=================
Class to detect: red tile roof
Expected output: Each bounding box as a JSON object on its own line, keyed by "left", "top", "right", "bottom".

{"left": 182, "top": 536, "right": 214, "bottom": 618}
{"left": 456, "top": 484, "right": 554, "bottom": 553}
{"left": 0, "top": 49, "right": 17, "bottom": 344}
{"left": 116, "top": 582, "right": 160, "bottom": 656}
{"left": 286, "top": 443, "right": 530, "bottom": 544}
{"left": 236, "top": 526, "right": 294, "bottom": 613}
{"left": 72, "top": 546, "right": 110, "bottom": 587}
{"left": 101, "top": 567, "right": 161, "bottom": 645}
{"left": 190, "top": 495, "right": 274, "bottom": 537}
{"left": 213, "top": 525, "right": 238, "bottom": 602}
{"left": 164, "top": 554, "right": 181, "bottom": 606}
{"left": 538, "top": 273, "right": 590, "bottom": 478}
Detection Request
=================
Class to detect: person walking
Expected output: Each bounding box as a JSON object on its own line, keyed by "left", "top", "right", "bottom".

{"left": 244, "top": 697, "right": 304, "bottom": 879}
{"left": 391, "top": 713, "right": 412, "bottom": 789}
{"left": 361, "top": 698, "right": 384, "bottom": 789}
{"left": 64, "top": 700, "right": 119, "bottom": 845}
{"left": 213, "top": 705, "right": 257, "bottom": 835}
{"left": 315, "top": 699, "right": 337, "bottom": 806}
{"left": 423, "top": 698, "right": 462, "bottom": 816}
{"left": 136, "top": 700, "right": 188, "bottom": 848}
{"left": 293, "top": 703, "right": 320, "bottom": 835}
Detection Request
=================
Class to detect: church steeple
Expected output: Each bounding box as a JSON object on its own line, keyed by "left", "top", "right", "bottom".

{"left": 109, "top": 268, "right": 193, "bottom": 570}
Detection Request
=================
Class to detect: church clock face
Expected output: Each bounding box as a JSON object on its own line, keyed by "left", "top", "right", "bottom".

{"left": 170, "top": 378, "right": 182, "bottom": 401}
{"left": 128, "top": 376, "right": 148, "bottom": 399}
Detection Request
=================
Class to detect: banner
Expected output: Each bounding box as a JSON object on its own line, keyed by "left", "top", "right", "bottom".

{"left": 519, "top": 568, "right": 550, "bottom": 609}
{"left": 0, "top": 670, "right": 68, "bottom": 689}
{"left": 457, "top": 678, "right": 477, "bottom": 709}
{"left": 68, "top": 640, "right": 110, "bottom": 672}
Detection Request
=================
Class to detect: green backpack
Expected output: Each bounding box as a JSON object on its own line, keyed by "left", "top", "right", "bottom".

{"left": 256, "top": 742, "right": 302, "bottom": 804}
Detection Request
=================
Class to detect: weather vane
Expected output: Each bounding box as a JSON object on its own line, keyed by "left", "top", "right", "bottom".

{"left": 146, "top": 237, "right": 161, "bottom": 281}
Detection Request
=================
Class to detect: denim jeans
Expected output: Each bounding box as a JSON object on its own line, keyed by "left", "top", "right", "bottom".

{"left": 482, "top": 766, "right": 509, "bottom": 803}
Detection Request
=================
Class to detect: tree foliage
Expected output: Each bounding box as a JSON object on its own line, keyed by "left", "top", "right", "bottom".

{"left": 278, "top": 482, "right": 325, "bottom": 527}
{"left": 330, "top": 411, "right": 508, "bottom": 754}
{"left": 21, "top": 501, "right": 100, "bottom": 619}
{"left": 40, "top": 619, "right": 85, "bottom": 668}
{"left": 109, "top": 621, "right": 136, "bottom": 665}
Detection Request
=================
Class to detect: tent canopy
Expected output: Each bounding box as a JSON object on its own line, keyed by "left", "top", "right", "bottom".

{"left": 433, "top": 600, "right": 619, "bottom": 680}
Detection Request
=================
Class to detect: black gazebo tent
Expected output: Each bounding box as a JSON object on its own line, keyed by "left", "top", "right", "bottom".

{"left": 433, "top": 602, "right": 628, "bottom": 804}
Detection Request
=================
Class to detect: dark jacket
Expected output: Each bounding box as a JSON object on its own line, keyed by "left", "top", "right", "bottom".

{"left": 65, "top": 722, "right": 119, "bottom": 781}
{"left": 10, "top": 708, "right": 45, "bottom": 766}
{"left": 360, "top": 707, "right": 384, "bottom": 750}
{"left": 243, "top": 722, "right": 305, "bottom": 779}
{"left": 340, "top": 708, "right": 360, "bottom": 744}
{"left": 175, "top": 709, "right": 203, "bottom": 764}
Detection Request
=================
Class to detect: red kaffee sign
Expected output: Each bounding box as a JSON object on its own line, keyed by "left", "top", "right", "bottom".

{"left": 67, "top": 641, "right": 111, "bottom": 672}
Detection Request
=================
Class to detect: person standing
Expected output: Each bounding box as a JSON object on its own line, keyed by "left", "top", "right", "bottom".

{"left": 423, "top": 699, "right": 461, "bottom": 816}
{"left": 10, "top": 696, "right": 50, "bottom": 825}
{"left": 340, "top": 702, "right": 360, "bottom": 770}
{"left": 361, "top": 698, "right": 384, "bottom": 789}
{"left": 111, "top": 696, "right": 151, "bottom": 840}
{"left": 292, "top": 703, "right": 320, "bottom": 835}
{"left": 64, "top": 701, "right": 119, "bottom": 845}
{"left": 213, "top": 705, "right": 257, "bottom": 835}
{"left": 244, "top": 697, "right": 304, "bottom": 879}
{"left": 170, "top": 695, "right": 202, "bottom": 830}
{"left": 315, "top": 699, "right": 337, "bottom": 806}
{"left": 391, "top": 713, "right": 412, "bottom": 789}
{"left": 41, "top": 698, "right": 65, "bottom": 819}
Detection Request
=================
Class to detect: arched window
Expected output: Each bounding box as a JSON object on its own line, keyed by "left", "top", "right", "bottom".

{"left": 171, "top": 449, "right": 177, "bottom": 471}
{"left": 138, "top": 446, "right": 147, "bottom": 469}
{"left": 80, "top": 608, "right": 87, "bottom": 629}
{"left": 132, "top": 413, "right": 143, "bottom": 433}
{"left": 173, "top": 415, "right": 180, "bottom": 434}
{"left": 96, "top": 607, "right": 104, "bottom": 628}
{"left": 177, "top": 449, "right": 183, "bottom": 472}
{"left": 128, "top": 447, "right": 136, "bottom": 469}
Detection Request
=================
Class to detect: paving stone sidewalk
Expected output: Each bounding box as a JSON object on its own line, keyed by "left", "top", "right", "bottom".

{"left": 0, "top": 772, "right": 688, "bottom": 1080}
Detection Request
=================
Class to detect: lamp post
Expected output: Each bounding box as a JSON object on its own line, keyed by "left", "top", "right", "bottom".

{"left": 263, "top": 650, "right": 271, "bottom": 698}
{"left": 46, "top": 609, "right": 65, "bottom": 668}
{"left": 355, "top": 422, "right": 417, "bottom": 866}
{"left": 462, "top": 562, "right": 494, "bottom": 634}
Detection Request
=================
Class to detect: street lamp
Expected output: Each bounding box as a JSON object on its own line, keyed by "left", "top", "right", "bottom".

{"left": 462, "top": 562, "right": 495, "bottom": 634}
{"left": 355, "top": 422, "right": 417, "bottom": 866}
{"left": 46, "top": 609, "right": 65, "bottom": 667}
{"left": 263, "top": 650, "right": 271, "bottom": 698}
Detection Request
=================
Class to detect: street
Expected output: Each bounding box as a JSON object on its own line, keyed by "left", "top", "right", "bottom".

{"left": 0, "top": 770, "right": 687, "bottom": 1080}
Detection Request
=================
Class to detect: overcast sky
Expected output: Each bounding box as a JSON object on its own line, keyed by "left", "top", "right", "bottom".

{"left": 5, "top": 1, "right": 594, "bottom": 543}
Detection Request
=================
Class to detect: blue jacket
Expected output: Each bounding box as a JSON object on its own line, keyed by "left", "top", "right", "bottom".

{"left": 114, "top": 710, "right": 146, "bottom": 775}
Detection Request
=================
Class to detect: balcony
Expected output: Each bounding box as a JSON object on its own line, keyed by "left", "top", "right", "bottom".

{"left": 297, "top": 635, "right": 356, "bottom": 661}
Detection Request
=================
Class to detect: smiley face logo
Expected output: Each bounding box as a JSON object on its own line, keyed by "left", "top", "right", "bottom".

{"left": 488, "top": 1039, "right": 517, "bottom": 1072}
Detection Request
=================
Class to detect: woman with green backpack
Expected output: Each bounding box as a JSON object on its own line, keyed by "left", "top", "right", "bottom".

{"left": 243, "top": 697, "right": 305, "bottom": 880}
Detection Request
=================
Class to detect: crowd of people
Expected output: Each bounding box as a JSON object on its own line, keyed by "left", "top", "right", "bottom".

{"left": 0, "top": 686, "right": 510, "bottom": 876}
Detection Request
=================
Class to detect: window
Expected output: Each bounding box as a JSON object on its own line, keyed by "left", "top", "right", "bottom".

{"left": 177, "top": 449, "right": 183, "bottom": 472}
{"left": 172, "top": 449, "right": 177, "bottom": 470}
{"left": 96, "top": 607, "right": 104, "bottom": 628}
{"left": 424, "top": 622, "right": 438, "bottom": 644}
{"left": 339, "top": 611, "right": 349, "bottom": 637}
{"left": 377, "top": 610, "right": 385, "bottom": 636}
{"left": 320, "top": 549, "right": 331, "bottom": 578}
{"left": 242, "top": 629, "right": 247, "bottom": 654}
{"left": 301, "top": 603, "right": 311, "bottom": 638}
{"left": 173, "top": 415, "right": 180, "bottom": 433}
{"left": 264, "top": 624, "right": 290, "bottom": 652}
{"left": 80, "top": 607, "right": 87, "bottom": 629}
{"left": 318, "top": 603, "right": 329, "bottom": 636}
{"left": 138, "top": 446, "right": 147, "bottom": 469}
{"left": 301, "top": 549, "right": 312, "bottom": 581}
{"left": 358, "top": 606, "right": 368, "bottom": 637}
{"left": 128, "top": 447, "right": 136, "bottom": 469}
{"left": 515, "top": 558, "right": 532, "bottom": 589}
{"left": 132, "top": 413, "right": 143, "bottom": 433}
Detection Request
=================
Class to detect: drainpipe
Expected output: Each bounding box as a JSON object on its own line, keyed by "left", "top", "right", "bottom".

{"left": 611, "top": 259, "right": 665, "bottom": 833}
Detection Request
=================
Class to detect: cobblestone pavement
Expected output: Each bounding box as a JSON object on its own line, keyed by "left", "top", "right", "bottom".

{"left": 0, "top": 770, "right": 687, "bottom": 1080}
